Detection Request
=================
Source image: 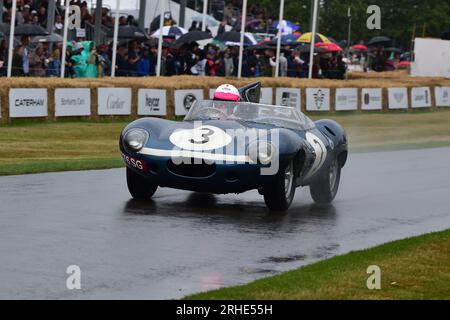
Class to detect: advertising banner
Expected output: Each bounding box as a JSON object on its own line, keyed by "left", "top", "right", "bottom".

{"left": 174, "top": 89, "right": 204, "bottom": 116}
{"left": 335, "top": 88, "right": 358, "bottom": 111}
{"left": 435, "top": 87, "right": 450, "bottom": 107}
{"left": 362, "top": 88, "right": 383, "bottom": 110}
{"left": 137, "top": 89, "right": 167, "bottom": 116}
{"left": 9, "top": 88, "right": 48, "bottom": 118}
{"left": 55, "top": 88, "right": 91, "bottom": 117}
{"left": 98, "top": 88, "right": 132, "bottom": 115}
{"left": 306, "top": 88, "right": 331, "bottom": 112}
{"left": 411, "top": 87, "right": 432, "bottom": 108}
{"left": 388, "top": 88, "right": 408, "bottom": 110}
{"left": 275, "top": 88, "right": 301, "bottom": 111}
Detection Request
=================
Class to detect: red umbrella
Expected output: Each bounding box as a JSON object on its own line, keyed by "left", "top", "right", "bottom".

{"left": 399, "top": 61, "right": 411, "bottom": 68}
{"left": 351, "top": 44, "right": 368, "bottom": 52}
{"left": 315, "top": 42, "right": 343, "bottom": 52}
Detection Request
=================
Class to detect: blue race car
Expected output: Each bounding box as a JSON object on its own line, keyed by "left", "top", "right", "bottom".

{"left": 119, "top": 82, "right": 348, "bottom": 211}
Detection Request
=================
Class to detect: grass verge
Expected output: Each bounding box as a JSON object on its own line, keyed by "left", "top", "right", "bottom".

{"left": 186, "top": 229, "right": 450, "bottom": 300}
{"left": 1, "top": 110, "right": 450, "bottom": 175}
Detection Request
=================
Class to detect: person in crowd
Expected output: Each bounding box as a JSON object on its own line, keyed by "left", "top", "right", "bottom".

{"left": 29, "top": 44, "right": 46, "bottom": 77}
{"left": 46, "top": 48, "right": 61, "bottom": 77}
{"left": 223, "top": 47, "right": 234, "bottom": 77}
{"left": 0, "top": 40, "right": 8, "bottom": 76}
{"left": 127, "top": 40, "right": 140, "bottom": 77}
{"left": 115, "top": 45, "right": 129, "bottom": 77}
{"left": 54, "top": 14, "right": 64, "bottom": 34}
{"left": 84, "top": 41, "right": 99, "bottom": 78}
{"left": 97, "top": 44, "right": 111, "bottom": 77}
{"left": 189, "top": 21, "right": 198, "bottom": 32}
{"left": 136, "top": 46, "right": 152, "bottom": 77}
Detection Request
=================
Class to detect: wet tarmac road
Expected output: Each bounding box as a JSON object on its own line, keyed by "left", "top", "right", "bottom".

{"left": 1, "top": 147, "right": 450, "bottom": 299}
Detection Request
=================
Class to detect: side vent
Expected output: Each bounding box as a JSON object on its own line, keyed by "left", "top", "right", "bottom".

{"left": 324, "top": 126, "right": 336, "bottom": 137}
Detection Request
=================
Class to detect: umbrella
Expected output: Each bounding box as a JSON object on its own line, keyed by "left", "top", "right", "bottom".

{"left": 246, "top": 44, "right": 291, "bottom": 54}
{"left": 214, "top": 31, "right": 254, "bottom": 44}
{"left": 191, "top": 14, "right": 219, "bottom": 27}
{"left": 296, "top": 32, "right": 331, "bottom": 44}
{"left": 384, "top": 47, "right": 403, "bottom": 53}
{"left": 173, "top": 31, "right": 212, "bottom": 48}
{"left": 296, "top": 44, "right": 326, "bottom": 53}
{"left": 315, "top": 42, "right": 343, "bottom": 52}
{"left": 32, "top": 33, "right": 64, "bottom": 43}
{"left": 14, "top": 24, "right": 49, "bottom": 36}
{"left": 267, "top": 34, "right": 299, "bottom": 46}
{"left": 0, "top": 23, "right": 10, "bottom": 34}
{"left": 351, "top": 44, "right": 368, "bottom": 52}
{"left": 368, "top": 36, "right": 391, "bottom": 47}
{"left": 399, "top": 61, "right": 411, "bottom": 68}
{"left": 151, "top": 26, "right": 188, "bottom": 39}
{"left": 107, "top": 25, "right": 148, "bottom": 39}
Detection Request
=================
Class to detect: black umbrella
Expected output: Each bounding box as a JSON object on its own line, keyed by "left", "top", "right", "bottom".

{"left": 214, "top": 31, "right": 253, "bottom": 44}
{"left": 0, "top": 23, "right": 10, "bottom": 34}
{"left": 384, "top": 47, "right": 403, "bottom": 53}
{"left": 107, "top": 25, "right": 148, "bottom": 40}
{"left": 32, "top": 33, "right": 63, "bottom": 43}
{"left": 14, "top": 24, "right": 49, "bottom": 36}
{"left": 295, "top": 44, "right": 326, "bottom": 53}
{"left": 245, "top": 44, "right": 291, "bottom": 54}
{"left": 173, "top": 31, "right": 211, "bottom": 48}
{"left": 368, "top": 36, "right": 391, "bottom": 47}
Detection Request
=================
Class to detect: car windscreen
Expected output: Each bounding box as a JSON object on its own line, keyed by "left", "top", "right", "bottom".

{"left": 185, "top": 100, "right": 315, "bottom": 131}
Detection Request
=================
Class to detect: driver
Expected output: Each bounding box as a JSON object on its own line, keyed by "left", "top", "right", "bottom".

{"left": 213, "top": 84, "right": 240, "bottom": 101}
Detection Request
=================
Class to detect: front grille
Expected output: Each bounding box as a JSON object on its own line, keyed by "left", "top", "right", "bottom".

{"left": 167, "top": 159, "right": 216, "bottom": 178}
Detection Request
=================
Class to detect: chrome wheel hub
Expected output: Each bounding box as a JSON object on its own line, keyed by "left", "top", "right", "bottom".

{"left": 284, "top": 162, "right": 294, "bottom": 196}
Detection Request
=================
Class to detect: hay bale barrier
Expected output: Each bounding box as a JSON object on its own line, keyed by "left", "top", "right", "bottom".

{"left": 1, "top": 71, "right": 450, "bottom": 124}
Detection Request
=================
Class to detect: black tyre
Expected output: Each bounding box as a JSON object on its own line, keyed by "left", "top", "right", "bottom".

{"left": 263, "top": 160, "right": 296, "bottom": 211}
{"left": 310, "top": 158, "right": 341, "bottom": 204}
{"left": 126, "top": 167, "right": 158, "bottom": 199}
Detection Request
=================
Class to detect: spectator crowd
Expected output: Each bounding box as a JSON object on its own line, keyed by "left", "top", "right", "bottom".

{"left": 1, "top": 0, "right": 396, "bottom": 79}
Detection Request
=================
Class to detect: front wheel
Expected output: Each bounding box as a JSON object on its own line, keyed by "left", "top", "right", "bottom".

{"left": 309, "top": 158, "right": 341, "bottom": 204}
{"left": 263, "top": 160, "right": 296, "bottom": 211}
{"left": 126, "top": 167, "right": 158, "bottom": 199}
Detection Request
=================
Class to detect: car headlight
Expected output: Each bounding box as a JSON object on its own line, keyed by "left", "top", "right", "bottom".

{"left": 123, "top": 129, "right": 148, "bottom": 152}
{"left": 248, "top": 141, "right": 275, "bottom": 165}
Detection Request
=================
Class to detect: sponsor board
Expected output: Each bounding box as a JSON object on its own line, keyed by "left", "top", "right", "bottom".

{"left": 9, "top": 88, "right": 48, "bottom": 118}
{"left": 388, "top": 88, "right": 408, "bottom": 110}
{"left": 335, "top": 88, "right": 358, "bottom": 111}
{"left": 275, "top": 88, "right": 301, "bottom": 111}
{"left": 260, "top": 88, "right": 273, "bottom": 105}
{"left": 411, "top": 87, "right": 432, "bottom": 108}
{"left": 98, "top": 88, "right": 132, "bottom": 115}
{"left": 55, "top": 88, "right": 91, "bottom": 117}
{"left": 361, "top": 88, "right": 383, "bottom": 110}
{"left": 137, "top": 89, "right": 167, "bottom": 116}
{"left": 435, "top": 87, "right": 450, "bottom": 107}
{"left": 306, "top": 88, "right": 330, "bottom": 112}
{"left": 174, "top": 89, "right": 204, "bottom": 116}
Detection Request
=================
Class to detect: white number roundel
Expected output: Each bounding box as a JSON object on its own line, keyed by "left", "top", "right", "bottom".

{"left": 305, "top": 132, "right": 327, "bottom": 178}
{"left": 169, "top": 125, "right": 233, "bottom": 151}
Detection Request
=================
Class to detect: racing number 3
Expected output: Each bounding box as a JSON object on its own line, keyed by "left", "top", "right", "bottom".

{"left": 189, "top": 128, "right": 214, "bottom": 144}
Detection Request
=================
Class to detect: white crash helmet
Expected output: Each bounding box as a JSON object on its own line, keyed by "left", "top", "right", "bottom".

{"left": 213, "top": 84, "right": 240, "bottom": 102}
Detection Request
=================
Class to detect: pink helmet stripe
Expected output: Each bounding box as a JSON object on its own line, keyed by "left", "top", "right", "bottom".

{"left": 214, "top": 92, "right": 240, "bottom": 101}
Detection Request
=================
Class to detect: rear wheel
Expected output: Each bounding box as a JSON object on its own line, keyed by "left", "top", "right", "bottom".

{"left": 263, "top": 160, "right": 296, "bottom": 211}
{"left": 309, "top": 158, "right": 340, "bottom": 204}
{"left": 126, "top": 167, "right": 158, "bottom": 199}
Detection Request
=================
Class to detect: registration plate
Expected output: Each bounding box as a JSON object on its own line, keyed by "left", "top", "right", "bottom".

{"left": 121, "top": 153, "right": 148, "bottom": 172}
